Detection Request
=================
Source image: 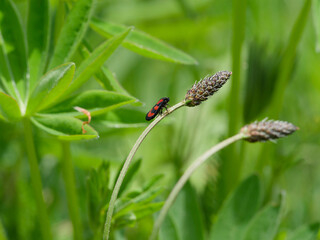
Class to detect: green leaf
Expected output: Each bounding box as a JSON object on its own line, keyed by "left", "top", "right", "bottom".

{"left": 209, "top": 175, "right": 261, "bottom": 240}
{"left": 91, "top": 107, "right": 147, "bottom": 134}
{"left": 287, "top": 223, "right": 320, "bottom": 240}
{"left": 0, "top": 0, "right": 28, "bottom": 101}
{"left": 79, "top": 43, "right": 114, "bottom": 91}
{"left": 27, "top": 0, "right": 50, "bottom": 91}
{"left": 159, "top": 214, "right": 179, "bottom": 240}
{"left": 80, "top": 43, "right": 135, "bottom": 96}
{"left": 98, "top": 66, "right": 134, "bottom": 96}
{"left": 27, "top": 63, "right": 75, "bottom": 114}
{"left": 90, "top": 18, "right": 198, "bottom": 65}
{"left": 142, "top": 174, "right": 164, "bottom": 192}
{"left": 31, "top": 115, "right": 98, "bottom": 140}
{"left": 160, "top": 181, "right": 205, "bottom": 240}
{"left": 115, "top": 202, "right": 163, "bottom": 229}
{"left": 242, "top": 194, "right": 285, "bottom": 240}
{"left": 79, "top": 44, "right": 142, "bottom": 108}
{"left": 268, "top": 0, "right": 312, "bottom": 117}
{"left": 49, "top": 0, "right": 95, "bottom": 69}
{"left": 117, "top": 159, "right": 142, "bottom": 197}
{"left": 0, "top": 92, "right": 21, "bottom": 121}
{"left": 87, "top": 162, "right": 111, "bottom": 230}
{"left": 44, "top": 90, "right": 136, "bottom": 117}
{"left": 62, "top": 28, "right": 132, "bottom": 97}
{"left": 243, "top": 43, "right": 281, "bottom": 123}
{"left": 114, "top": 187, "right": 163, "bottom": 219}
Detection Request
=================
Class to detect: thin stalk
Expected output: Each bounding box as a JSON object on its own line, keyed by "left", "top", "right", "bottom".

{"left": 23, "top": 118, "right": 52, "bottom": 240}
{"left": 61, "top": 141, "right": 84, "bottom": 240}
{"left": 150, "top": 133, "right": 245, "bottom": 240}
{"left": 103, "top": 101, "right": 186, "bottom": 240}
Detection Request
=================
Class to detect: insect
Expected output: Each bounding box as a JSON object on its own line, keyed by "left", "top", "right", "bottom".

{"left": 145, "top": 97, "right": 170, "bottom": 121}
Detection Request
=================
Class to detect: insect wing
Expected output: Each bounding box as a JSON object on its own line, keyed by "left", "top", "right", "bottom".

{"left": 145, "top": 97, "right": 170, "bottom": 121}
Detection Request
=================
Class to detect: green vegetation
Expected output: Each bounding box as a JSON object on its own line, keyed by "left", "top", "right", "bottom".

{"left": 0, "top": 0, "right": 319, "bottom": 239}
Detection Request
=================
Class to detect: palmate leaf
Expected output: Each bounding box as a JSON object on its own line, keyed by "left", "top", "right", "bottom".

{"left": 49, "top": 0, "right": 95, "bottom": 69}
{"left": 209, "top": 175, "right": 261, "bottom": 240}
{"left": 0, "top": 92, "right": 21, "bottom": 121}
{"left": 26, "top": 63, "right": 75, "bottom": 115}
{"left": 27, "top": 0, "right": 50, "bottom": 91}
{"left": 0, "top": 0, "right": 28, "bottom": 102}
{"left": 90, "top": 18, "right": 198, "bottom": 65}
{"left": 31, "top": 115, "right": 98, "bottom": 141}
{"left": 61, "top": 28, "right": 132, "bottom": 97}
{"left": 43, "top": 90, "right": 136, "bottom": 117}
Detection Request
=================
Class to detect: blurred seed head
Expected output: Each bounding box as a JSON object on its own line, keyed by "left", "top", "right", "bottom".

{"left": 241, "top": 119, "right": 299, "bottom": 143}
{"left": 185, "top": 71, "right": 232, "bottom": 107}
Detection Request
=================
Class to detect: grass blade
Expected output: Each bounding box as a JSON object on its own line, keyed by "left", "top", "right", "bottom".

{"left": 268, "top": 0, "right": 312, "bottom": 117}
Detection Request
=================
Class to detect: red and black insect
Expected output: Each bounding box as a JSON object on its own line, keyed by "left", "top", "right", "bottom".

{"left": 145, "top": 97, "right": 170, "bottom": 121}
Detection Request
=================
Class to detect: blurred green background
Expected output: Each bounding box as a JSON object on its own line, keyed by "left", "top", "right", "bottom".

{"left": 1, "top": 0, "right": 320, "bottom": 239}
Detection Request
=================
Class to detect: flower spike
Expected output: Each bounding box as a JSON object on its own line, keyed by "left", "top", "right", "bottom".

{"left": 241, "top": 119, "right": 299, "bottom": 142}
{"left": 185, "top": 71, "right": 232, "bottom": 107}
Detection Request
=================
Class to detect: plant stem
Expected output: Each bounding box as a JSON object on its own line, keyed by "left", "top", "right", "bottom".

{"left": 150, "top": 133, "right": 245, "bottom": 240}
{"left": 23, "top": 118, "right": 52, "bottom": 240}
{"left": 103, "top": 101, "right": 186, "bottom": 240}
{"left": 61, "top": 141, "right": 84, "bottom": 240}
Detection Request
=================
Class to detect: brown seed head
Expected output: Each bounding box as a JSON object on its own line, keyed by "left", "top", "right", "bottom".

{"left": 241, "top": 119, "right": 299, "bottom": 143}
{"left": 185, "top": 71, "right": 232, "bottom": 107}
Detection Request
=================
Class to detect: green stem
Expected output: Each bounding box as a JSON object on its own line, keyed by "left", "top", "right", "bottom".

{"left": 61, "top": 141, "right": 84, "bottom": 240}
{"left": 150, "top": 133, "right": 245, "bottom": 240}
{"left": 103, "top": 101, "right": 186, "bottom": 240}
{"left": 23, "top": 118, "right": 52, "bottom": 240}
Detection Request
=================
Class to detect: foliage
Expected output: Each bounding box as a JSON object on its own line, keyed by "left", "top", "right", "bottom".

{"left": 0, "top": 0, "right": 320, "bottom": 239}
